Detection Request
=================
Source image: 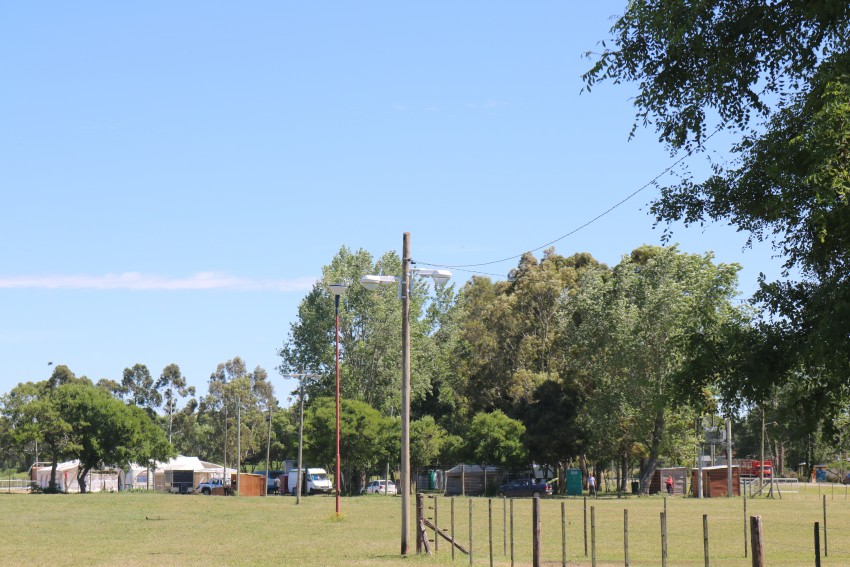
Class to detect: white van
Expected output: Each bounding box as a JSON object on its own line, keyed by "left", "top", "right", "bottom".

{"left": 287, "top": 468, "right": 333, "bottom": 495}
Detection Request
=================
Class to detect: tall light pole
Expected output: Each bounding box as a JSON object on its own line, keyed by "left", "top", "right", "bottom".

{"left": 361, "top": 232, "right": 451, "bottom": 555}
{"left": 264, "top": 404, "right": 272, "bottom": 497}
{"left": 237, "top": 391, "right": 241, "bottom": 496}
{"left": 329, "top": 283, "right": 348, "bottom": 516}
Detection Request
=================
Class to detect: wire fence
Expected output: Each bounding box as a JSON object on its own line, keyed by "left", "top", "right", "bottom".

{"left": 418, "top": 487, "right": 850, "bottom": 566}
{"left": 0, "top": 479, "right": 32, "bottom": 493}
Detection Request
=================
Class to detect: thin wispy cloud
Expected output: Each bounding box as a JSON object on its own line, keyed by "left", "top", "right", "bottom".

{"left": 0, "top": 272, "right": 317, "bottom": 292}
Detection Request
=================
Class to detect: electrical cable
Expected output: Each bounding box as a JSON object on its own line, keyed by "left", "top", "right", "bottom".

{"left": 417, "top": 127, "right": 725, "bottom": 272}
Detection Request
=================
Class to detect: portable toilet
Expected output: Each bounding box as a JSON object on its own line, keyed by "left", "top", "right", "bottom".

{"left": 566, "top": 468, "right": 583, "bottom": 496}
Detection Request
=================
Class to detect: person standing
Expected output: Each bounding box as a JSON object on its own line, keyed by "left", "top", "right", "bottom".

{"left": 588, "top": 474, "right": 596, "bottom": 496}
{"left": 665, "top": 475, "right": 674, "bottom": 495}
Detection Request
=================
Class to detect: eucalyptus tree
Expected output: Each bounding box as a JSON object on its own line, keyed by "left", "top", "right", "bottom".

{"left": 121, "top": 363, "right": 161, "bottom": 412}
{"left": 452, "top": 250, "right": 601, "bottom": 417}
{"left": 155, "top": 363, "right": 196, "bottom": 444}
{"left": 199, "top": 357, "right": 274, "bottom": 468}
{"left": 562, "top": 246, "right": 744, "bottom": 490}
{"left": 278, "top": 246, "right": 449, "bottom": 418}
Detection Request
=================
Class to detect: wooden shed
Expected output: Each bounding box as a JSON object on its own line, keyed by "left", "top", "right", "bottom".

{"left": 444, "top": 464, "right": 501, "bottom": 496}
{"left": 650, "top": 467, "right": 688, "bottom": 496}
{"left": 690, "top": 465, "right": 740, "bottom": 497}
{"left": 232, "top": 473, "right": 266, "bottom": 497}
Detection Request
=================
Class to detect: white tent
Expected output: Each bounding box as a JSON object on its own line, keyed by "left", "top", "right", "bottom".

{"left": 34, "top": 456, "right": 234, "bottom": 492}
{"left": 33, "top": 460, "right": 120, "bottom": 493}
{"left": 124, "top": 463, "right": 153, "bottom": 490}
{"left": 152, "top": 455, "right": 235, "bottom": 492}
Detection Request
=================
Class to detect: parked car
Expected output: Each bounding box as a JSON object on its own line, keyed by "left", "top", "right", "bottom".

{"left": 842, "top": 473, "right": 850, "bottom": 485}
{"left": 498, "top": 478, "right": 552, "bottom": 498}
{"left": 196, "top": 478, "right": 229, "bottom": 495}
{"left": 363, "top": 480, "right": 397, "bottom": 495}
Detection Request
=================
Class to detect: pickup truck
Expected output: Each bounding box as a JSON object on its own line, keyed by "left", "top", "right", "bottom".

{"left": 196, "top": 478, "right": 229, "bottom": 495}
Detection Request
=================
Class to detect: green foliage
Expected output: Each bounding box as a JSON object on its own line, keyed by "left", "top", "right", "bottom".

{"left": 303, "top": 397, "right": 398, "bottom": 492}
{"left": 53, "top": 382, "right": 173, "bottom": 492}
{"left": 518, "top": 379, "right": 588, "bottom": 469}
{"left": 409, "top": 416, "right": 447, "bottom": 469}
{"left": 563, "top": 246, "right": 743, "bottom": 487}
{"left": 155, "top": 363, "right": 195, "bottom": 444}
{"left": 452, "top": 250, "right": 602, "bottom": 417}
{"left": 278, "top": 246, "right": 453, "bottom": 418}
{"left": 1, "top": 373, "right": 172, "bottom": 492}
{"left": 585, "top": 0, "right": 850, "bottom": 430}
{"left": 122, "top": 363, "right": 161, "bottom": 410}
{"left": 465, "top": 410, "right": 527, "bottom": 470}
{"left": 198, "top": 357, "right": 275, "bottom": 469}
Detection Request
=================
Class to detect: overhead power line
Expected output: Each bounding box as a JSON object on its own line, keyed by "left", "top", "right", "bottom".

{"left": 418, "top": 127, "right": 723, "bottom": 272}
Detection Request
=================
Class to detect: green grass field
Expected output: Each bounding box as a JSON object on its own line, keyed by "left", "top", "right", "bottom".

{"left": 1, "top": 483, "right": 849, "bottom": 566}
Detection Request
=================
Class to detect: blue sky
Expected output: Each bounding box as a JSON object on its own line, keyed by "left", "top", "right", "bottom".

{"left": 1, "top": 2, "right": 782, "bottom": 401}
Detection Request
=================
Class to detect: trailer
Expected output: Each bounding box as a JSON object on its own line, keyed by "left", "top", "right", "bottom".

{"left": 738, "top": 459, "right": 772, "bottom": 478}
{"left": 169, "top": 470, "right": 196, "bottom": 493}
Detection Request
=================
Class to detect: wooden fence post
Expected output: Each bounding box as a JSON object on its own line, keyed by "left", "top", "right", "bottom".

{"left": 488, "top": 498, "right": 493, "bottom": 567}
{"left": 452, "top": 497, "right": 456, "bottom": 562}
{"left": 469, "top": 499, "right": 474, "bottom": 566}
{"left": 624, "top": 509, "right": 629, "bottom": 567}
{"left": 660, "top": 511, "right": 668, "bottom": 567}
{"left": 561, "top": 501, "right": 567, "bottom": 567}
{"left": 823, "top": 495, "right": 828, "bottom": 557}
{"left": 503, "top": 495, "right": 507, "bottom": 556}
{"left": 532, "top": 494, "right": 542, "bottom": 567}
{"left": 743, "top": 491, "right": 748, "bottom": 558}
{"left": 591, "top": 505, "right": 597, "bottom": 567}
{"left": 510, "top": 498, "right": 515, "bottom": 567}
{"left": 703, "top": 514, "right": 709, "bottom": 567}
{"left": 417, "top": 493, "right": 424, "bottom": 554}
{"left": 435, "top": 496, "right": 439, "bottom": 554}
{"left": 584, "top": 496, "right": 588, "bottom": 557}
{"left": 750, "top": 515, "right": 764, "bottom": 567}
{"left": 814, "top": 522, "right": 821, "bottom": 567}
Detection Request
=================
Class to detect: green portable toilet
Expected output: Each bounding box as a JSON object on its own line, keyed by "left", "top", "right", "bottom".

{"left": 566, "top": 468, "right": 583, "bottom": 496}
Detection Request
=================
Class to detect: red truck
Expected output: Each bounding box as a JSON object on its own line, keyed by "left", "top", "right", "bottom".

{"left": 738, "top": 459, "right": 773, "bottom": 478}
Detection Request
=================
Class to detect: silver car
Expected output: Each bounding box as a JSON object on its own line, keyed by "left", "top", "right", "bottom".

{"left": 364, "top": 479, "right": 397, "bottom": 495}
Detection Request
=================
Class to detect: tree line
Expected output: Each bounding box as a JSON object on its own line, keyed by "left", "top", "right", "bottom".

{"left": 3, "top": 242, "right": 847, "bottom": 494}
{"left": 279, "top": 243, "right": 850, "bottom": 492}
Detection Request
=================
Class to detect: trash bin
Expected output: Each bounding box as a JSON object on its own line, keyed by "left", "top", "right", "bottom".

{"left": 631, "top": 481, "right": 640, "bottom": 494}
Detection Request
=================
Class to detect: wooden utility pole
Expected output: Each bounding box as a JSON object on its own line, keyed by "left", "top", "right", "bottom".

{"left": 401, "top": 232, "right": 411, "bottom": 555}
